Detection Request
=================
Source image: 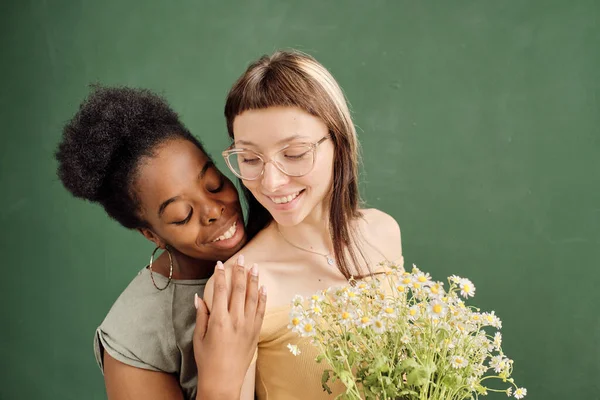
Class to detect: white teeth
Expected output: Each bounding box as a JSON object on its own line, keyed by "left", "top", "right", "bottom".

{"left": 213, "top": 222, "right": 237, "bottom": 242}
{"left": 270, "top": 191, "right": 301, "bottom": 204}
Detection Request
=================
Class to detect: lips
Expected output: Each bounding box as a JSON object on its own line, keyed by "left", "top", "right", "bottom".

{"left": 267, "top": 190, "right": 304, "bottom": 204}
{"left": 211, "top": 221, "right": 237, "bottom": 242}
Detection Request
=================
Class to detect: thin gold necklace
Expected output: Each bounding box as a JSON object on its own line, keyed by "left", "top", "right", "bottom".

{"left": 276, "top": 224, "right": 335, "bottom": 266}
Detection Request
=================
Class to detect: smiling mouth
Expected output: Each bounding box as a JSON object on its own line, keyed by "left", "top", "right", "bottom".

{"left": 211, "top": 221, "right": 238, "bottom": 242}
{"left": 268, "top": 190, "right": 304, "bottom": 204}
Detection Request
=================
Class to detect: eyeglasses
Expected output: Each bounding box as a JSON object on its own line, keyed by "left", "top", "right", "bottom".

{"left": 222, "top": 135, "right": 330, "bottom": 180}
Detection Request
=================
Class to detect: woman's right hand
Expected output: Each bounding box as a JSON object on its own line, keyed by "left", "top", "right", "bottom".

{"left": 193, "top": 256, "right": 266, "bottom": 400}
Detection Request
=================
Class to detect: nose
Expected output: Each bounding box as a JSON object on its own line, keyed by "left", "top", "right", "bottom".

{"left": 261, "top": 161, "right": 289, "bottom": 193}
{"left": 200, "top": 198, "right": 225, "bottom": 226}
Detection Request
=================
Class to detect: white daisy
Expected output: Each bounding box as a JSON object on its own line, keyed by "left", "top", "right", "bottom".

{"left": 482, "top": 311, "right": 503, "bottom": 329}
{"left": 413, "top": 271, "right": 432, "bottom": 286}
{"left": 408, "top": 305, "right": 421, "bottom": 320}
{"left": 450, "top": 355, "right": 468, "bottom": 369}
{"left": 459, "top": 278, "right": 476, "bottom": 298}
{"left": 287, "top": 343, "right": 301, "bottom": 356}
{"left": 513, "top": 387, "right": 527, "bottom": 399}
{"left": 427, "top": 300, "right": 448, "bottom": 320}
{"left": 287, "top": 312, "right": 304, "bottom": 332}
{"left": 372, "top": 318, "right": 386, "bottom": 334}
{"left": 291, "top": 295, "right": 304, "bottom": 307}
{"left": 493, "top": 332, "right": 502, "bottom": 351}
{"left": 299, "top": 319, "right": 316, "bottom": 337}
{"left": 356, "top": 315, "right": 373, "bottom": 329}
{"left": 507, "top": 387, "right": 513, "bottom": 396}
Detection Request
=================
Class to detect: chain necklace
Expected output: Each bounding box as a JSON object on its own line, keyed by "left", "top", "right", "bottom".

{"left": 276, "top": 224, "right": 335, "bottom": 266}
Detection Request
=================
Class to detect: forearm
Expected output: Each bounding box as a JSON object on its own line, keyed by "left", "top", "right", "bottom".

{"left": 195, "top": 384, "right": 241, "bottom": 400}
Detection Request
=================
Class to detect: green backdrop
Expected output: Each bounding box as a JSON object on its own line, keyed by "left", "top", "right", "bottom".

{"left": 1, "top": 1, "right": 598, "bottom": 399}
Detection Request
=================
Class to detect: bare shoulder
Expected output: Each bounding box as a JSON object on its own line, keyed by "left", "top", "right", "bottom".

{"left": 203, "top": 227, "right": 275, "bottom": 310}
{"left": 359, "top": 208, "right": 403, "bottom": 263}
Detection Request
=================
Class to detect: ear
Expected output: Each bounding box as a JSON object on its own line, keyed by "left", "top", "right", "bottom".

{"left": 138, "top": 228, "right": 166, "bottom": 249}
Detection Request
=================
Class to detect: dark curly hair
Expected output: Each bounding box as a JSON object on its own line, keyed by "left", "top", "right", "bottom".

{"left": 55, "top": 85, "right": 207, "bottom": 229}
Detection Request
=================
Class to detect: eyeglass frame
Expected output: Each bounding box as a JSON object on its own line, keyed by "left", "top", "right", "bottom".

{"left": 221, "top": 135, "right": 331, "bottom": 181}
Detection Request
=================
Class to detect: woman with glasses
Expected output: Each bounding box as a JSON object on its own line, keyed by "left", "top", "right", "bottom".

{"left": 206, "top": 50, "right": 404, "bottom": 399}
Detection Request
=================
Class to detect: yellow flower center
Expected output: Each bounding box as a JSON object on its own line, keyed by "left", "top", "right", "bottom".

{"left": 413, "top": 282, "right": 421, "bottom": 289}
{"left": 361, "top": 317, "right": 370, "bottom": 324}
{"left": 463, "top": 284, "right": 471, "bottom": 293}
{"left": 348, "top": 292, "right": 356, "bottom": 298}
{"left": 375, "top": 320, "right": 383, "bottom": 328}
{"left": 455, "top": 358, "right": 463, "bottom": 364}
{"left": 433, "top": 304, "right": 443, "bottom": 314}
{"left": 384, "top": 307, "right": 394, "bottom": 314}
{"left": 311, "top": 295, "right": 319, "bottom": 301}
{"left": 402, "top": 278, "right": 411, "bottom": 285}
{"left": 341, "top": 312, "right": 350, "bottom": 320}
{"left": 396, "top": 285, "right": 406, "bottom": 292}
{"left": 303, "top": 323, "right": 313, "bottom": 332}
{"left": 291, "top": 317, "right": 300, "bottom": 326}
{"left": 409, "top": 309, "right": 417, "bottom": 316}
{"left": 418, "top": 276, "right": 427, "bottom": 283}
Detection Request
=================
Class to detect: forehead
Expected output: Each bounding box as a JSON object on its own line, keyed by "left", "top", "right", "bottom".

{"left": 134, "top": 138, "right": 209, "bottom": 202}
{"left": 232, "top": 106, "right": 328, "bottom": 149}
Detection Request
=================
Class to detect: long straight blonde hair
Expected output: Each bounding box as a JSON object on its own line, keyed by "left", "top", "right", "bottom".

{"left": 225, "top": 50, "right": 365, "bottom": 279}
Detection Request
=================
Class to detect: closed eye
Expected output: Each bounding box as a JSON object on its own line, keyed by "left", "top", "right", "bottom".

{"left": 208, "top": 175, "right": 225, "bottom": 193}
{"left": 173, "top": 209, "right": 193, "bottom": 225}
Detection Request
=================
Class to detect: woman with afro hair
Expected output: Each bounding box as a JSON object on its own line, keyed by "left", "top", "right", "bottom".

{"left": 56, "top": 85, "right": 264, "bottom": 400}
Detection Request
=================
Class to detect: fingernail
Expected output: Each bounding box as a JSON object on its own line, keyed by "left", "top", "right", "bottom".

{"left": 238, "top": 254, "right": 245, "bottom": 266}
{"left": 216, "top": 261, "right": 224, "bottom": 270}
{"left": 260, "top": 285, "right": 267, "bottom": 295}
{"left": 251, "top": 263, "right": 259, "bottom": 276}
{"left": 194, "top": 293, "right": 199, "bottom": 309}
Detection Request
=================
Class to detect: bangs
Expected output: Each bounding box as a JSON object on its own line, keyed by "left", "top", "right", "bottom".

{"left": 225, "top": 57, "right": 328, "bottom": 137}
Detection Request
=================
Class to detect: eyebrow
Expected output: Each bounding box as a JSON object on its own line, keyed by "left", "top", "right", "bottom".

{"left": 235, "top": 134, "right": 310, "bottom": 147}
{"left": 157, "top": 160, "right": 214, "bottom": 218}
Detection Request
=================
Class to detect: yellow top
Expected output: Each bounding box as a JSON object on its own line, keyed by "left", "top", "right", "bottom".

{"left": 255, "top": 306, "right": 346, "bottom": 400}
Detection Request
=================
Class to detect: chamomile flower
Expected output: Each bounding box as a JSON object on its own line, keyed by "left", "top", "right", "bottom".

{"left": 449, "top": 274, "right": 462, "bottom": 284}
{"left": 408, "top": 305, "right": 421, "bottom": 321}
{"left": 427, "top": 282, "right": 445, "bottom": 297}
{"left": 337, "top": 310, "right": 355, "bottom": 327}
{"left": 287, "top": 343, "right": 301, "bottom": 356}
{"left": 493, "top": 332, "right": 502, "bottom": 351}
{"left": 291, "top": 295, "right": 304, "bottom": 307}
{"left": 513, "top": 387, "right": 527, "bottom": 399}
{"left": 450, "top": 355, "right": 468, "bottom": 369}
{"left": 356, "top": 315, "right": 373, "bottom": 328}
{"left": 482, "top": 311, "right": 503, "bottom": 329}
{"left": 299, "top": 319, "right": 316, "bottom": 337}
{"left": 459, "top": 278, "right": 476, "bottom": 298}
{"left": 381, "top": 304, "right": 398, "bottom": 319}
{"left": 427, "top": 300, "right": 448, "bottom": 320}
{"left": 414, "top": 271, "right": 432, "bottom": 286}
{"left": 507, "top": 387, "right": 513, "bottom": 396}
{"left": 400, "top": 333, "right": 411, "bottom": 344}
{"left": 372, "top": 318, "right": 386, "bottom": 334}
{"left": 287, "top": 312, "right": 303, "bottom": 332}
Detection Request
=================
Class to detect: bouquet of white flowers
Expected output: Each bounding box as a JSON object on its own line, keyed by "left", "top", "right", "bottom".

{"left": 287, "top": 262, "right": 526, "bottom": 400}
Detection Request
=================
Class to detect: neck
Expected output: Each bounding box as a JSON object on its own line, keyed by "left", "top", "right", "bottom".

{"left": 154, "top": 248, "right": 215, "bottom": 280}
{"left": 276, "top": 210, "right": 333, "bottom": 255}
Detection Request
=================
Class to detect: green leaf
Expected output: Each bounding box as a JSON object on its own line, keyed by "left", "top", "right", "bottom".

{"left": 321, "top": 370, "right": 332, "bottom": 394}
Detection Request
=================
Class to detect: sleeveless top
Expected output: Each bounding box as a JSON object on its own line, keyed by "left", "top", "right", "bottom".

{"left": 93, "top": 267, "right": 208, "bottom": 400}
{"left": 255, "top": 256, "right": 404, "bottom": 399}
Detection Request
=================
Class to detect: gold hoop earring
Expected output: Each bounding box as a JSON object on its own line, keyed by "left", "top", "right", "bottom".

{"left": 149, "top": 246, "right": 173, "bottom": 290}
